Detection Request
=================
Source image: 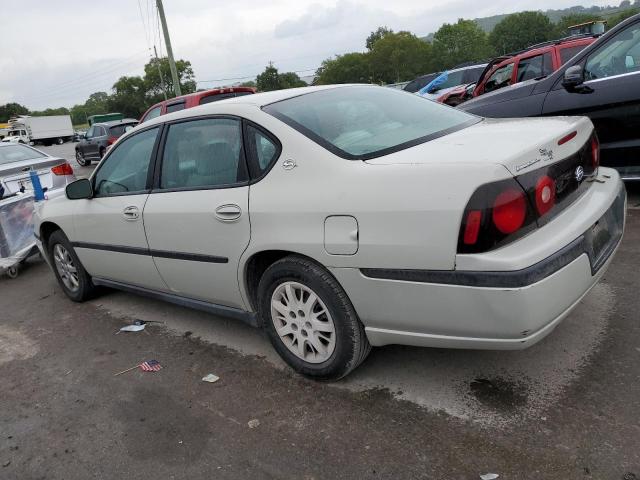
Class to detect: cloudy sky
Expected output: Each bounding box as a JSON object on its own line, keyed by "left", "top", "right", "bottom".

{"left": 1, "top": 0, "right": 614, "bottom": 110}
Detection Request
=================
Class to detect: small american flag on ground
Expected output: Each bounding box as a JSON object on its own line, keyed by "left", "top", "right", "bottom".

{"left": 139, "top": 360, "right": 162, "bottom": 372}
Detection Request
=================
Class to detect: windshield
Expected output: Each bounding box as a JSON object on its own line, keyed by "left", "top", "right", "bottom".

{"left": 263, "top": 86, "right": 479, "bottom": 160}
{"left": 0, "top": 145, "right": 46, "bottom": 165}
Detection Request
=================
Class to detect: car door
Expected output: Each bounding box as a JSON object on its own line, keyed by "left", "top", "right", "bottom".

{"left": 71, "top": 125, "right": 167, "bottom": 290}
{"left": 80, "top": 126, "right": 95, "bottom": 158}
{"left": 542, "top": 20, "right": 640, "bottom": 178}
{"left": 142, "top": 117, "right": 252, "bottom": 309}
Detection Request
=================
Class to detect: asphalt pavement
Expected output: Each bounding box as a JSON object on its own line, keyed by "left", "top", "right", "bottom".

{"left": 0, "top": 141, "right": 637, "bottom": 478}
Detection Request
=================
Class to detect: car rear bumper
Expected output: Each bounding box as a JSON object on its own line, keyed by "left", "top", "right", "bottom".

{"left": 329, "top": 177, "right": 626, "bottom": 350}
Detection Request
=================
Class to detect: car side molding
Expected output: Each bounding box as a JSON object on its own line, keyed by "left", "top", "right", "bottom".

{"left": 72, "top": 241, "right": 228, "bottom": 263}
{"left": 92, "top": 277, "right": 257, "bottom": 327}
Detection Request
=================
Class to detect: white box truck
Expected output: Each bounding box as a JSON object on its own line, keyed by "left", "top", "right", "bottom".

{"left": 1, "top": 115, "right": 74, "bottom": 145}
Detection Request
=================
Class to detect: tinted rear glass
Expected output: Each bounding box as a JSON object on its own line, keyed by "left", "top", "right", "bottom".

{"left": 109, "top": 123, "right": 137, "bottom": 137}
{"left": 264, "top": 86, "right": 478, "bottom": 160}
{"left": 0, "top": 145, "right": 46, "bottom": 165}
{"left": 403, "top": 73, "right": 439, "bottom": 93}
{"left": 199, "top": 91, "right": 253, "bottom": 105}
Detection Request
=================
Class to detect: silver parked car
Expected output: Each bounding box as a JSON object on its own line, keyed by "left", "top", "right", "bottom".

{"left": 0, "top": 143, "right": 76, "bottom": 200}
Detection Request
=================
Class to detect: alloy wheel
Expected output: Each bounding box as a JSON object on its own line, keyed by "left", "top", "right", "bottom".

{"left": 270, "top": 281, "right": 336, "bottom": 363}
{"left": 53, "top": 244, "right": 79, "bottom": 292}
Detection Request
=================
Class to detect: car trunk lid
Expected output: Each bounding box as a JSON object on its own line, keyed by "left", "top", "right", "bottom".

{"left": 0, "top": 157, "right": 66, "bottom": 196}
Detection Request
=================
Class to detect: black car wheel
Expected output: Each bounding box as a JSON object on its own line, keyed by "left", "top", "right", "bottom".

{"left": 99, "top": 147, "right": 106, "bottom": 158}
{"left": 47, "top": 230, "right": 96, "bottom": 302}
{"left": 75, "top": 150, "right": 90, "bottom": 166}
{"left": 257, "top": 255, "right": 371, "bottom": 380}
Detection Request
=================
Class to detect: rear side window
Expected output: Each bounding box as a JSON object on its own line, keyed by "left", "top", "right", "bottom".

{"left": 264, "top": 86, "right": 478, "bottom": 160}
{"left": 165, "top": 102, "right": 186, "bottom": 114}
{"left": 94, "top": 127, "right": 158, "bottom": 196}
{"left": 516, "top": 53, "right": 553, "bottom": 82}
{"left": 199, "top": 91, "right": 253, "bottom": 105}
{"left": 94, "top": 126, "right": 106, "bottom": 137}
{"left": 559, "top": 45, "right": 588, "bottom": 65}
{"left": 245, "top": 124, "right": 280, "bottom": 172}
{"left": 435, "top": 70, "right": 465, "bottom": 91}
{"left": 484, "top": 63, "right": 514, "bottom": 93}
{"left": 160, "top": 118, "right": 248, "bottom": 189}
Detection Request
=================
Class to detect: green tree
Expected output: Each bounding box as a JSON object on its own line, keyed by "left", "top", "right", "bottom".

{"left": 608, "top": 8, "right": 639, "bottom": 28}
{"left": 107, "top": 76, "right": 147, "bottom": 118}
{"left": 84, "top": 92, "right": 109, "bottom": 115}
{"left": 369, "top": 31, "right": 433, "bottom": 84}
{"left": 30, "top": 107, "right": 70, "bottom": 117}
{"left": 431, "top": 19, "right": 491, "bottom": 69}
{"left": 239, "top": 80, "right": 256, "bottom": 88}
{"left": 143, "top": 57, "right": 197, "bottom": 103}
{"left": 0, "top": 103, "right": 29, "bottom": 122}
{"left": 315, "top": 52, "right": 371, "bottom": 84}
{"left": 256, "top": 64, "right": 306, "bottom": 91}
{"left": 366, "top": 26, "right": 393, "bottom": 50}
{"left": 489, "top": 12, "right": 554, "bottom": 55}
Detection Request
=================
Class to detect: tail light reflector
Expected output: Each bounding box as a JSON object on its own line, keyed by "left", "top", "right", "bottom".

{"left": 557, "top": 131, "right": 577, "bottom": 145}
{"left": 107, "top": 136, "right": 118, "bottom": 146}
{"left": 51, "top": 163, "right": 74, "bottom": 176}
{"left": 463, "top": 210, "right": 482, "bottom": 245}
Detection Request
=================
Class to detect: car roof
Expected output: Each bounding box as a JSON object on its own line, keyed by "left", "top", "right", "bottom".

{"left": 93, "top": 119, "right": 139, "bottom": 127}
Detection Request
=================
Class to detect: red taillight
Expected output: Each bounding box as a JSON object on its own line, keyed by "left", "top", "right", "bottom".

{"left": 534, "top": 175, "right": 556, "bottom": 216}
{"left": 492, "top": 189, "right": 527, "bottom": 234}
{"left": 463, "top": 210, "right": 482, "bottom": 245}
{"left": 107, "top": 136, "right": 118, "bottom": 145}
{"left": 591, "top": 135, "right": 600, "bottom": 170}
{"left": 51, "top": 163, "right": 74, "bottom": 176}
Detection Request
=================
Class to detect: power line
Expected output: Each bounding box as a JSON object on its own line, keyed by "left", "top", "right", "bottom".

{"left": 197, "top": 68, "right": 318, "bottom": 84}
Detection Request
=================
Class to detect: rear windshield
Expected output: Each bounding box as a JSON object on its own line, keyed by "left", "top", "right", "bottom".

{"left": 109, "top": 123, "right": 137, "bottom": 137}
{"left": 0, "top": 145, "right": 46, "bottom": 165}
{"left": 404, "top": 73, "right": 439, "bottom": 93}
{"left": 199, "top": 91, "right": 253, "bottom": 105}
{"left": 166, "top": 102, "right": 186, "bottom": 114}
{"left": 263, "top": 86, "right": 479, "bottom": 160}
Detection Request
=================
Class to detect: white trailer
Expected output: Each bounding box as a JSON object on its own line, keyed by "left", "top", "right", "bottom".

{"left": 3, "top": 115, "right": 74, "bottom": 145}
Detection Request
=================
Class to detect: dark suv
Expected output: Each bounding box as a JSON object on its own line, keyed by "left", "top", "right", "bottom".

{"left": 461, "top": 14, "right": 640, "bottom": 180}
{"left": 75, "top": 119, "right": 138, "bottom": 166}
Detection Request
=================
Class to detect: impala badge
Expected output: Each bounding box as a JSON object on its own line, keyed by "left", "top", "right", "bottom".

{"left": 539, "top": 148, "right": 554, "bottom": 161}
{"left": 282, "top": 159, "right": 297, "bottom": 170}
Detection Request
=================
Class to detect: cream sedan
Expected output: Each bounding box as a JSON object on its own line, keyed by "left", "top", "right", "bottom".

{"left": 34, "top": 85, "right": 625, "bottom": 379}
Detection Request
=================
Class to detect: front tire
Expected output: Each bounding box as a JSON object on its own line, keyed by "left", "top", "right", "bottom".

{"left": 257, "top": 255, "right": 371, "bottom": 380}
{"left": 47, "top": 230, "right": 96, "bottom": 302}
{"left": 75, "top": 150, "right": 90, "bottom": 166}
{"left": 56, "top": 137, "right": 64, "bottom": 145}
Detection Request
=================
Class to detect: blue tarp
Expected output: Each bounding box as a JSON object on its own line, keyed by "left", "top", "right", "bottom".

{"left": 418, "top": 71, "right": 448, "bottom": 96}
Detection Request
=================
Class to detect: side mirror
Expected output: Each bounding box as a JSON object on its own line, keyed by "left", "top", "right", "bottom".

{"left": 562, "top": 65, "right": 585, "bottom": 90}
{"left": 66, "top": 178, "right": 93, "bottom": 200}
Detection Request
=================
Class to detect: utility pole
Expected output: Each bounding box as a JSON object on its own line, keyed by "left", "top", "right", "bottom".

{"left": 154, "top": 45, "right": 168, "bottom": 101}
{"left": 156, "top": 0, "right": 181, "bottom": 97}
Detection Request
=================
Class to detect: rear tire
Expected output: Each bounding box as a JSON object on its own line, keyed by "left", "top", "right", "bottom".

{"left": 47, "top": 230, "right": 96, "bottom": 302}
{"left": 99, "top": 147, "right": 106, "bottom": 159}
{"left": 56, "top": 138, "right": 64, "bottom": 145}
{"left": 257, "top": 255, "right": 371, "bottom": 380}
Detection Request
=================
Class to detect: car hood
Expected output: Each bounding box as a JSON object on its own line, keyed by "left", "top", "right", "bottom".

{"left": 460, "top": 79, "right": 539, "bottom": 112}
{"left": 365, "top": 116, "right": 594, "bottom": 176}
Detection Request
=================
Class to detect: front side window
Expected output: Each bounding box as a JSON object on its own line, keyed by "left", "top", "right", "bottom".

{"left": 263, "top": 86, "right": 478, "bottom": 159}
{"left": 165, "top": 102, "right": 186, "bottom": 114}
{"left": 462, "top": 66, "right": 486, "bottom": 84}
{"left": 516, "top": 53, "right": 553, "bottom": 82}
{"left": 94, "top": 126, "right": 106, "bottom": 137}
{"left": 93, "top": 127, "right": 158, "bottom": 196}
{"left": 0, "top": 145, "right": 46, "bottom": 165}
{"left": 142, "top": 105, "right": 162, "bottom": 122}
{"left": 585, "top": 23, "right": 640, "bottom": 80}
{"left": 160, "top": 118, "right": 247, "bottom": 189}
{"left": 484, "top": 63, "right": 515, "bottom": 93}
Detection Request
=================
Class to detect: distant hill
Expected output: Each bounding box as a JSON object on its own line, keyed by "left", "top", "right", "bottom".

{"left": 421, "top": 1, "right": 640, "bottom": 39}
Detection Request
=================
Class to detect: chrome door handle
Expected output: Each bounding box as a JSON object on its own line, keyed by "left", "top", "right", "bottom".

{"left": 123, "top": 206, "right": 140, "bottom": 221}
{"left": 215, "top": 204, "right": 242, "bottom": 222}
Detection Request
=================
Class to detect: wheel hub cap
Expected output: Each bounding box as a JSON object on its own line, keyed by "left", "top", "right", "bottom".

{"left": 53, "top": 244, "right": 79, "bottom": 292}
{"left": 270, "top": 281, "right": 336, "bottom": 363}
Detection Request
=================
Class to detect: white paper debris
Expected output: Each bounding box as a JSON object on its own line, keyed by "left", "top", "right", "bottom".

{"left": 247, "top": 419, "right": 260, "bottom": 429}
{"left": 480, "top": 474, "right": 499, "bottom": 480}
{"left": 119, "top": 324, "right": 146, "bottom": 333}
{"left": 202, "top": 374, "right": 220, "bottom": 383}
